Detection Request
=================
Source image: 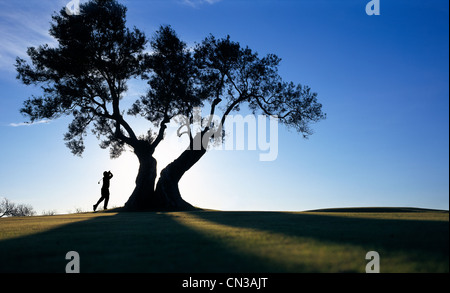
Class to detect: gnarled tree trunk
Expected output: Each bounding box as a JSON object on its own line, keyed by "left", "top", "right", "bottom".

{"left": 155, "top": 148, "right": 205, "bottom": 211}
{"left": 124, "top": 140, "right": 200, "bottom": 211}
{"left": 155, "top": 130, "right": 209, "bottom": 211}
{"left": 124, "top": 143, "right": 161, "bottom": 211}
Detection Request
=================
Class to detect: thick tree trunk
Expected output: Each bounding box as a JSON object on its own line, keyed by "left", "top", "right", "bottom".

{"left": 155, "top": 131, "right": 208, "bottom": 210}
{"left": 125, "top": 132, "right": 208, "bottom": 211}
{"left": 124, "top": 144, "right": 161, "bottom": 211}
{"left": 124, "top": 141, "right": 199, "bottom": 211}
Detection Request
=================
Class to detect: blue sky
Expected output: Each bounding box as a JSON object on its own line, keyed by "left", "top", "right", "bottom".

{"left": 0, "top": 0, "right": 448, "bottom": 214}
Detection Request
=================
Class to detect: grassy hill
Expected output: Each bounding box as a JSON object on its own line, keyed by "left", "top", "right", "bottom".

{"left": 0, "top": 208, "right": 448, "bottom": 273}
{"left": 305, "top": 207, "right": 449, "bottom": 213}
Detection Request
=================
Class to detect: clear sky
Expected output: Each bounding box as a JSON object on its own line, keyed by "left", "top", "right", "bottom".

{"left": 0, "top": 0, "right": 448, "bottom": 214}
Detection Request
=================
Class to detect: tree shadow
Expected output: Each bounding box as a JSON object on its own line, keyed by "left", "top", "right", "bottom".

{"left": 191, "top": 211, "right": 449, "bottom": 252}
{"left": 0, "top": 212, "right": 296, "bottom": 273}
{"left": 190, "top": 211, "right": 449, "bottom": 270}
{"left": 0, "top": 210, "right": 447, "bottom": 273}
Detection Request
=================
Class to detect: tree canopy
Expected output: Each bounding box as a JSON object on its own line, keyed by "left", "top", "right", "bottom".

{"left": 16, "top": 0, "right": 325, "bottom": 211}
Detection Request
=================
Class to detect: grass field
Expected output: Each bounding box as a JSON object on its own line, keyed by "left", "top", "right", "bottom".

{"left": 0, "top": 208, "right": 448, "bottom": 273}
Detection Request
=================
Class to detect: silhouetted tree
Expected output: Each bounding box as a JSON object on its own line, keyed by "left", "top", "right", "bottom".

{"left": 0, "top": 198, "right": 36, "bottom": 217}
{"left": 127, "top": 25, "right": 209, "bottom": 209}
{"left": 0, "top": 198, "right": 14, "bottom": 218}
{"left": 16, "top": 0, "right": 170, "bottom": 210}
{"left": 16, "top": 0, "right": 325, "bottom": 211}
{"left": 154, "top": 36, "right": 326, "bottom": 207}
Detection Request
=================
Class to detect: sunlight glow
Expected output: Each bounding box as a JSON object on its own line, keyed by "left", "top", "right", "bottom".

{"left": 169, "top": 212, "right": 366, "bottom": 272}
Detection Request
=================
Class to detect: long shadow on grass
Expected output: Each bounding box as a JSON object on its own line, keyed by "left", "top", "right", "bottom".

{"left": 195, "top": 212, "right": 449, "bottom": 252}
{"left": 191, "top": 211, "right": 449, "bottom": 255}
{"left": 0, "top": 211, "right": 447, "bottom": 273}
{"left": 189, "top": 211, "right": 449, "bottom": 272}
{"left": 0, "top": 212, "right": 302, "bottom": 273}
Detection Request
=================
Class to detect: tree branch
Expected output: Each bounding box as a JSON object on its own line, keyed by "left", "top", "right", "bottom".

{"left": 151, "top": 114, "right": 170, "bottom": 150}
{"left": 219, "top": 94, "right": 247, "bottom": 129}
{"left": 254, "top": 95, "right": 278, "bottom": 118}
{"left": 204, "top": 97, "right": 222, "bottom": 132}
{"left": 226, "top": 73, "right": 242, "bottom": 97}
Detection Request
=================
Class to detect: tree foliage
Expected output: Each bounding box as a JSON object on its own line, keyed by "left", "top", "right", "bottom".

{"left": 15, "top": 0, "right": 326, "bottom": 211}
{"left": 178, "top": 35, "right": 326, "bottom": 145}
{"left": 16, "top": 0, "right": 148, "bottom": 158}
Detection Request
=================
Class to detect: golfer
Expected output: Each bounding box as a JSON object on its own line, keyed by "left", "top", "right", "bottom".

{"left": 93, "top": 171, "right": 113, "bottom": 211}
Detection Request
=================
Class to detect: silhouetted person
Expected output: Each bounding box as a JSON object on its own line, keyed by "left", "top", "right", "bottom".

{"left": 94, "top": 171, "right": 113, "bottom": 211}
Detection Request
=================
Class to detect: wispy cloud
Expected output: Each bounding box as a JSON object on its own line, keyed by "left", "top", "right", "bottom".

{"left": 0, "top": 0, "right": 60, "bottom": 72}
{"left": 182, "top": 0, "right": 222, "bottom": 8}
{"left": 9, "top": 120, "right": 50, "bottom": 127}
